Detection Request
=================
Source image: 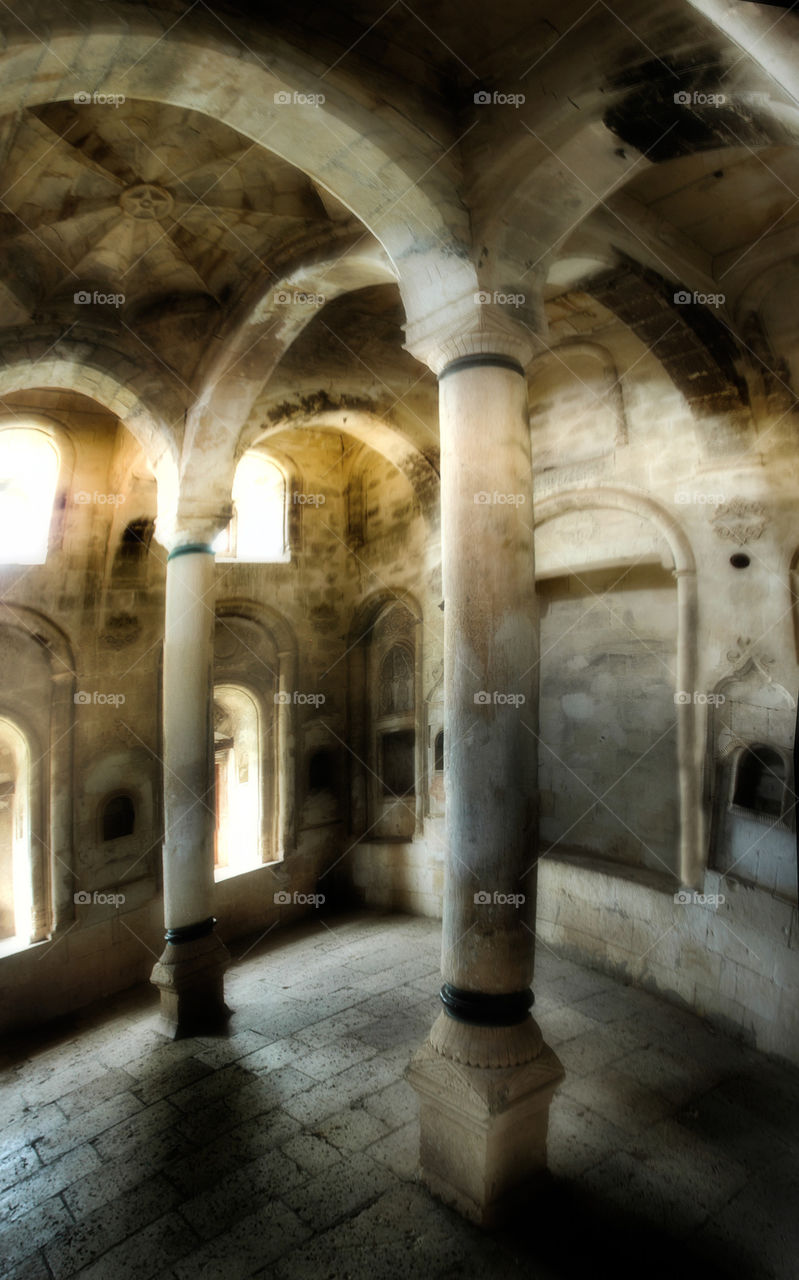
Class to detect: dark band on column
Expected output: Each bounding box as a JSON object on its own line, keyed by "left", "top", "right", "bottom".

{"left": 440, "top": 983, "right": 533, "bottom": 1026}
{"left": 167, "top": 543, "right": 216, "bottom": 562}
{"left": 165, "top": 916, "right": 216, "bottom": 944}
{"left": 438, "top": 353, "right": 524, "bottom": 381}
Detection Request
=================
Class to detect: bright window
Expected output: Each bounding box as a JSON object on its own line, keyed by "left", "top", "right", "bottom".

{"left": 0, "top": 430, "right": 59, "bottom": 565}
{"left": 214, "top": 453, "right": 288, "bottom": 563}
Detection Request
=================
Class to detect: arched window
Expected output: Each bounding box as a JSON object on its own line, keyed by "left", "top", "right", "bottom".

{"left": 434, "top": 729, "right": 444, "bottom": 773}
{"left": 0, "top": 429, "right": 59, "bottom": 565}
{"left": 214, "top": 453, "right": 288, "bottom": 563}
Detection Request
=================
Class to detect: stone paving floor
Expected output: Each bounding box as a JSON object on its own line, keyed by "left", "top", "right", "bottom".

{"left": 1, "top": 910, "right": 798, "bottom": 1280}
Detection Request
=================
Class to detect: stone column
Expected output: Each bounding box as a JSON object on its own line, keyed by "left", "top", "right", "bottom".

{"left": 49, "top": 669, "right": 76, "bottom": 938}
{"left": 405, "top": 313, "right": 563, "bottom": 1226}
{"left": 276, "top": 651, "right": 297, "bottom": 859}
{"left": 675, "top": 566, "right": 703, "bottom": 888}
{"left": 150, "top": 524, "right": 230, "bottom": 1037}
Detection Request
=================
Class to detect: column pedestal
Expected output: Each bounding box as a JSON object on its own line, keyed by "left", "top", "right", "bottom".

{"left": 408, "top": 1033, "right": 563, "bottom": 1227}
{"left": 151, "top": 926, "right": 230, "bottom": 1039}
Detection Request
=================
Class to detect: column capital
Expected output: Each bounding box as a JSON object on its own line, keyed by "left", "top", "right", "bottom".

{"left": 155, "top": 513, "right": 229, "bottom": 556}
{"left": 404, "top": 293, "right": 546, "bottom": 376}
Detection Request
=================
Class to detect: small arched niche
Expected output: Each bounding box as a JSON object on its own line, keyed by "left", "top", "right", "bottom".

{"left": 111, "top": 518, "right": 155, "bottom": 583}
{"left": 732, "top": 744, "right": 789, "bottom": 820}
{"left": 101, "top": 792, "right": 136, "bottom": 842}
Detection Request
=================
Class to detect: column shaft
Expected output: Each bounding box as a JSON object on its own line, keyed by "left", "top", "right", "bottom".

{"left": 439, "top": 358, "right": 538, "bottom": 996}
{"left": 150, "top": 542, "right": 230, "bottom": 1037}
{"left": 162, "top": 546, "right": 216, "bottom": 929}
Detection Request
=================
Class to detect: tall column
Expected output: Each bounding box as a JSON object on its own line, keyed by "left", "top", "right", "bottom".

{"left": 406, "top": 315, "right": 563, "bottom": 1226}
{"left": 49, "top": 669, "right": 76, "bottom": 937}
{"left": 276, "top": 651, "right": 297, "bottom": 858}
{"left": 150, "top": 525, "right": 230, "bottom": 1037}
{"left": 675, "top": 567, "right": 704, "bottom": 888}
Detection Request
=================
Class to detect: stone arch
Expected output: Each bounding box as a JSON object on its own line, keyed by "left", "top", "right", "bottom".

{"left": 256, "top": 411, "right": 440, "bottom": 537}
{"left": 0, "top": 349, "right": 181, "bottom": 542}
{"left": 174, "top": 243, "right": 402, "bottom": 522}
{"left": 534, "top": 485, "right": 702, "bottom": 886}
{"left": 0, "top": 344, "right": 181, "bottom": 469}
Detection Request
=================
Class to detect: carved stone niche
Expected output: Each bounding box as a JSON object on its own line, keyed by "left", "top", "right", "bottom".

{"left": 709, "top": 657, "right": 796, "bottom": 900}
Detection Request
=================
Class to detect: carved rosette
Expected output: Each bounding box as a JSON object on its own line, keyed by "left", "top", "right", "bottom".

{"left": 711, "top": 498, "right": 766, "bottom": 546}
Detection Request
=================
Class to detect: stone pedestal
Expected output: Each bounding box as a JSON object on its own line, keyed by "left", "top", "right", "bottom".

{"left": 407, "top": 1036, "right": 564, "bottom": 1227}
{"left": 151, "top": 928, "right": 230, "bottom": 1039}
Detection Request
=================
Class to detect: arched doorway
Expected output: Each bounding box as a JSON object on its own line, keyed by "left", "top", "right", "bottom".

{"left": 213, "top": 685, "right": 263, "bottom": 879}
{"left": 0, "top": 718, "right": 31, "bottom": 946}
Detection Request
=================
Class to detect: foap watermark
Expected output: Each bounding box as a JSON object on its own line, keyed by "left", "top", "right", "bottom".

{"left": 74, "top": 690, "right": 126, "bottom": 707}
{"left": 74, "top": 890, "right": 126, "bottom": 908}
{"left": 674, "top": 889, "right": 725, "bottom": 908}
{"left": 74, "top": 90, "right": 126, "bottom": 108}
{"left": 273, "top": 91, "right": 325, "bottom": 107}
{"left": 274, "top": 691, "right": 325, "bottom": 707}
{"left": 674, "top": 289, "right": 725, "bottom": 308}
{"left": 674, "top": 491, "right": 725, "bottom": 506}
{"left": 274, "top": 289, "right": 325, "bottom": 307}
{"left": 474, "top": 290, "right": 526, "bottom": 308}
{"left": 74, "top": 290, "right": 125, "bottom": 308}
{"left": 74, "top": 491, "right": 126, "bottom": 506}
{"left": 474, "top": 690, "right": 526, "bottom": 708}
{"left": 292, "top": 491, "right": 325, "bottom": 506}
{"left": 673, "top": 90, "right": 726, "bottom": 107}
{"left": 474, "top": 890, "right": 526, "bottom": 907}
{"left": 274, "top": 890, "right": 325, "bottom": 907}
{"left": 474, "top": 490, "right": 526, "bottom": 506}
{"left": 474, "top": 90, "right": 525, "bottom": 108}
{"left": 674, "top": 691, "right": 725, "bottom": 706}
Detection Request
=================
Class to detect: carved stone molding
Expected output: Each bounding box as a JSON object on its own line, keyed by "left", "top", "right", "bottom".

{"left": 405, "top": 297, "right": 543, "bottom": 375}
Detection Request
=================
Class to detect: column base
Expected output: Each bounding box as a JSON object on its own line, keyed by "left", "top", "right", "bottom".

{"left": 406, "top": 1018, "right": 564, "bottom": 1227}
{"left": 150, "top": 929, "right": 231, "bottom": 1039}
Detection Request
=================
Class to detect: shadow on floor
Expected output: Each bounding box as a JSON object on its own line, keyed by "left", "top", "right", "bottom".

{"left": 498, "top": 1175, "right": 755, "bottom": 1280}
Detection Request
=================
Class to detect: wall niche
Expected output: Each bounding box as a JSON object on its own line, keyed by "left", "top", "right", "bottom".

{"left": 709, "top": 659, "right": 796, "bottom": 900}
